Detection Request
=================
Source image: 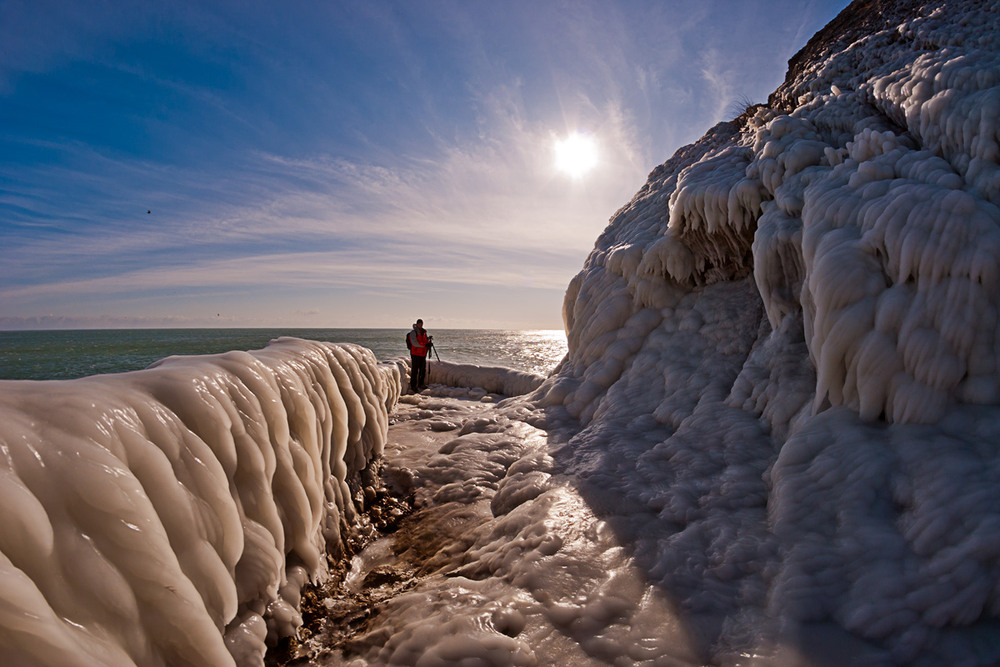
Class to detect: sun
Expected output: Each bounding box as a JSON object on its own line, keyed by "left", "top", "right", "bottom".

{"left": 554, "top": 132, "right": 598, "bottom": 178}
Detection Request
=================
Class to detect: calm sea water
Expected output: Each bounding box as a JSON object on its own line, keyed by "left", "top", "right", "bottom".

{"left": 0, "top": 329, "right": 568, "bottom": 381}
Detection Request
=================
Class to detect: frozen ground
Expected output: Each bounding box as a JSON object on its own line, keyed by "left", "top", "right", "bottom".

{"left": 288, "top": 389, "right": 711, "bottom": 666}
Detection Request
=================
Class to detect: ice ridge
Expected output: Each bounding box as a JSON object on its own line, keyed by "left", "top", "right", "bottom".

{"left": 0, "top": 338, "right": 400, "bottom": 666}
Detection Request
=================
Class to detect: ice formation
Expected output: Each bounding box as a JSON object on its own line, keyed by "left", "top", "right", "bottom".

{"left": 426, "top": 361, "right": 546, "bottom": 399}
{"left": 3, "top": 1, "right": 1000, "bottom": 665}
{"left": 0, "top": 339, "right": 400, "bottom": 666}
{"left": 539, "top": 0, "right": 1000, "bottom": 662}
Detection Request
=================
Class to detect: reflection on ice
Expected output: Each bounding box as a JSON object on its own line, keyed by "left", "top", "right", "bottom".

{"left": 342, "top": 537, "right": 397, "bottom": 595}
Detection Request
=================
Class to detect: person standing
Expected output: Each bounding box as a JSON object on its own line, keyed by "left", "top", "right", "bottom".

{"left": 406, "top": 319, "right": 432, "bottom": 392}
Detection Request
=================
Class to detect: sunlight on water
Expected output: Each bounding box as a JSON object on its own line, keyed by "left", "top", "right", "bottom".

{"left": 0, "top": 329, "right": 568, "bottom": 381}
{"left": 427, "top": 329, "right": 567, "bottom": 377}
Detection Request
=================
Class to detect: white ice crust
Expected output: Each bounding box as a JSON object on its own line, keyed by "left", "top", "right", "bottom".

{"left": 0, "top": 339, "right": 400, "bottom": 666}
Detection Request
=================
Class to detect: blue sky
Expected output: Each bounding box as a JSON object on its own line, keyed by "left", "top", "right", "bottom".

{"left": 1, "top": 0, "right": 849, "bottom": 330}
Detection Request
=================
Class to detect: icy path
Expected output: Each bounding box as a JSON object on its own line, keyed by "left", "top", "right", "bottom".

{"left": 284, "top": 391, "right": 707, "bottom": 666}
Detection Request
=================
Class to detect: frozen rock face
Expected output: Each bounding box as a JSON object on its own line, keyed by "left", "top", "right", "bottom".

{"left": 545, "top": 0, "right": 1000, "bottom": 662}
{"left": 0, "top": 339, "right": 400, "bottom": 666}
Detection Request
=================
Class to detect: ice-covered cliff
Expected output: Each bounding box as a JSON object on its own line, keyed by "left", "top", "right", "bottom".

{"left": 0, "top": 339, "right": 401, "bottom": 666}
{"left": 541, "top": 0, "right": 1000, "bottom": 661}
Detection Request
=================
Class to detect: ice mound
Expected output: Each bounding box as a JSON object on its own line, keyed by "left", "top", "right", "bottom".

{"left": 540, "top": 0, "right": 1000, "bottom": 662}
{"left": 0, "top": 338, "right": 399, "bottom": 666}
{"left": 425, "top": 360, "right": 547, "bottom": 398}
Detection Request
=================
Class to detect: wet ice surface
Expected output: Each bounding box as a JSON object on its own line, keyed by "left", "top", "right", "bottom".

{"left": 289, "top": 391, "right": 708, "bottom": 666}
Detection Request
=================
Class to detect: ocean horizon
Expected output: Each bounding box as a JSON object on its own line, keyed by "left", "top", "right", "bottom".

{"left": 0, "top": 328, "right": 568, "bottom": 381}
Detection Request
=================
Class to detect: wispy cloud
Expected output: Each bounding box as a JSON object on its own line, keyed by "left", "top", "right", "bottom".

{"left": 5, "top": 67, "right": 648, "bottom": 288}
{"left": 0, "top": 0, "right": 851, "bottom": 329}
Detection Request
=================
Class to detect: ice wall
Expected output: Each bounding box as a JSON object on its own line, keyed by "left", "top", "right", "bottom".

{"left": 0, "top": 338, "right": 400, "bottom": 667}
{"left": 544, "top": 0, "right": 1000, "bottom": 662}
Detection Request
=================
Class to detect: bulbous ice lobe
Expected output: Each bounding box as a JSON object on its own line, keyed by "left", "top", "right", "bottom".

{"left": 0, "top": 339, "right": 401, "bottom": 666}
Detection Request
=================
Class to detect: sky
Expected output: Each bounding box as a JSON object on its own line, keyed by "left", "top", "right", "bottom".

{"left": 1, "top": 0, "right": 850, "bottom": 331}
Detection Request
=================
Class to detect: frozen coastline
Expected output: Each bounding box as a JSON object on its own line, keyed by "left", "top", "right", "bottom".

{"left": 312, "top": 0, "right": 1000, "bottom": 662}
{"left": 2, "top": 0, "right": 1000, "bottom": 664}
{"left": 0, "top": 339, "right": 560, "bottom": 666}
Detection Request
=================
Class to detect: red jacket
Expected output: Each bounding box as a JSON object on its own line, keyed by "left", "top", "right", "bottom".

{"left": 407, "top": 328, "right": 430, "bottom": 357}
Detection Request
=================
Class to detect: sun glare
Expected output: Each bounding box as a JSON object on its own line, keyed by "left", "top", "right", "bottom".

{"left": 554, "top": 132, "right": 598, "bottom": 178}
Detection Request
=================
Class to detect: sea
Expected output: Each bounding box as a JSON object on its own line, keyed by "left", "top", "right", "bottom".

{"left": 0, "top": 329, "right": 568, "bottom": 381}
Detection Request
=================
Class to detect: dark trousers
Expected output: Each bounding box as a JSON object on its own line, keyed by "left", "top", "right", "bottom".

{"left": 410, "top": 354, "right": 427, "bottom": 390}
